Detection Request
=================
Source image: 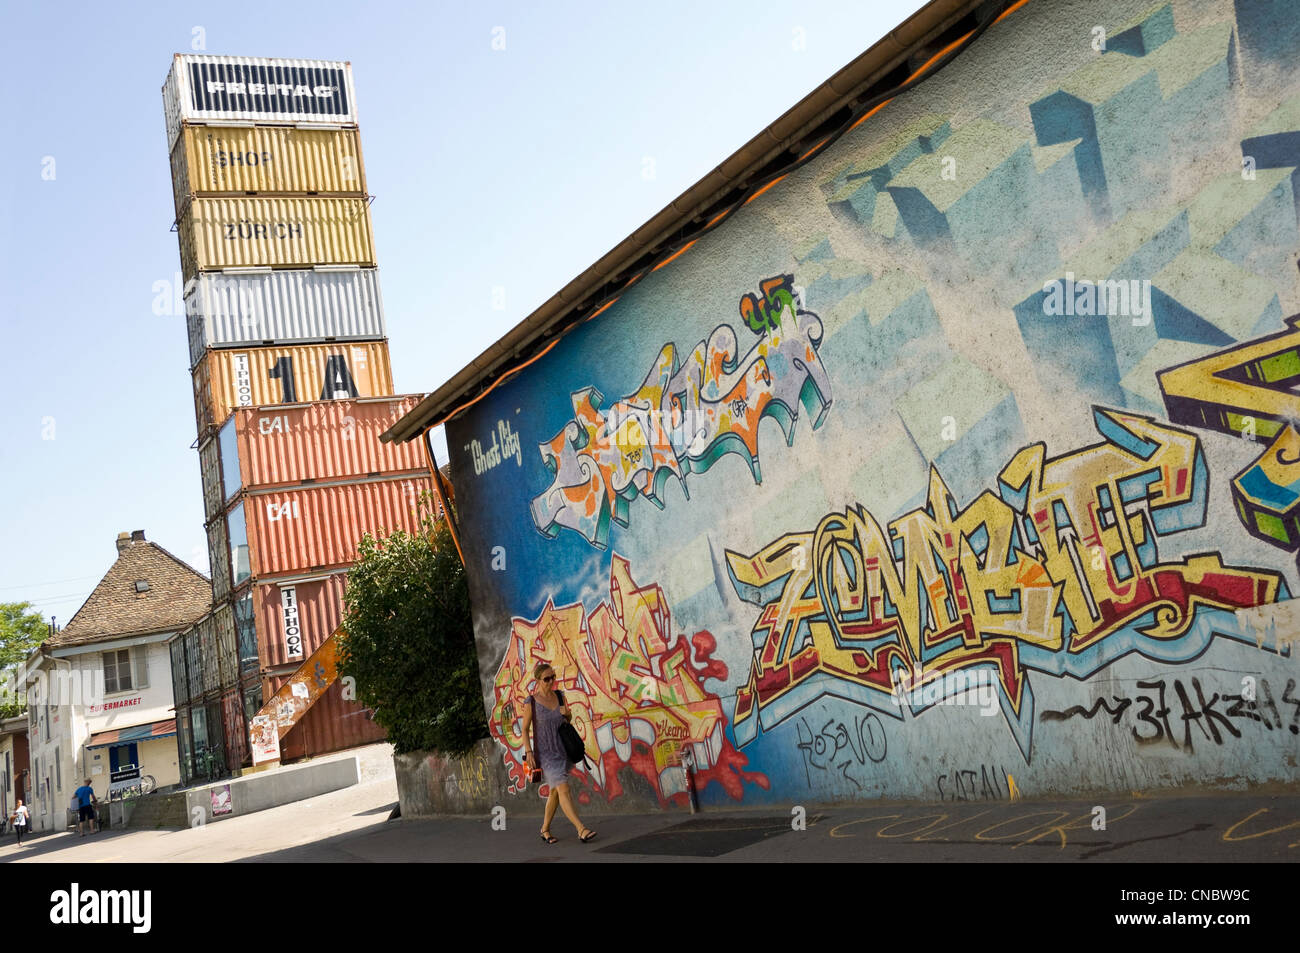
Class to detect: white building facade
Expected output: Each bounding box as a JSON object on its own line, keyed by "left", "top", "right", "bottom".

{"left": 22, "top": 531, "right": 211, "bottom": 833}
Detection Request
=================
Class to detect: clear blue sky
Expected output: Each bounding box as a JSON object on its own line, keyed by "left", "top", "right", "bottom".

{"left": 0, "top": 0, "right": 927, "bottom": 627}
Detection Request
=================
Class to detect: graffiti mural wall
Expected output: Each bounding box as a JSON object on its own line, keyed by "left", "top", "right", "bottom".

{"left": 447, "top": 0, "right": 1300, "bottom": 806}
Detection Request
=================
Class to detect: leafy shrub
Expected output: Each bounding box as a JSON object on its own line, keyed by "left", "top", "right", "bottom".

{"left": 338, "top": 521, "right": 487, "bottom": 756}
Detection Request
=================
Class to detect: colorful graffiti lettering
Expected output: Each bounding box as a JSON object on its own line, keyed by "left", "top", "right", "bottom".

{"left": 1159, "top": 314, "right": 1300, "bottom": 553}
{"left": 739, "top": 274, "right": 797, "bottom": 335}
{"left": 726, "top": 408, "right": 1289, "bottom": 760}
{"left": 490, "top": 555, "right": 768, "bottom": 805}
{"left": 530, "top": 276, "right": 832, "bottom": 547}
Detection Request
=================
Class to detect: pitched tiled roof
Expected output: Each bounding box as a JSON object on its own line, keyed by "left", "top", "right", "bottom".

{"left": 48, "top": 537, "right": 211, "bottom": 648}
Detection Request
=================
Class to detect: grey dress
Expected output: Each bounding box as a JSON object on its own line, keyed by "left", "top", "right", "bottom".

{"left": 531, "top": 693, "right": 572, "bottom": 786}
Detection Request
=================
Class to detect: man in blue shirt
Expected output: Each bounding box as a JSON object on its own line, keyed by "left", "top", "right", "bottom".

{"left": 74, "top": 780, "right": 97, "bottom": 836}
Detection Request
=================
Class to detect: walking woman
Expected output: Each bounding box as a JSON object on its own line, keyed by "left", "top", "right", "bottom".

{"left": 11, "top": 799, "right": 29, "bottom": 847}
{"left": 521, "top": 662, "right": 596, "bottom": 845}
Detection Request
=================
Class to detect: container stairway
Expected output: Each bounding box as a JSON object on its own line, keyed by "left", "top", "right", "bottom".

{"left": 247, "top": 628, "right": 343, "bottom": 766}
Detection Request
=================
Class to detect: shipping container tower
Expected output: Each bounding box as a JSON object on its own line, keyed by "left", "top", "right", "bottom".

{"left": 161, "top": 54, "right": 437, "bottom": 784}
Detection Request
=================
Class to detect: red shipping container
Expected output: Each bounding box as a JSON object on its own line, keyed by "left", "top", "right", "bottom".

{"left": 254, "top": 572, "right": 348, "bottom": 670}
{"left": 237, "top": 474, "right": 433, "bottom": 579}
{"left": 221, "top": 689, "right": 248, "bottom": 771}
{"left": 210, "top": 395, "right": 429, "bottom": 504}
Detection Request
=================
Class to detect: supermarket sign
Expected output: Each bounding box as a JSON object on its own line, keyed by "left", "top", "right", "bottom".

{"left": 87, "top": 695, "right": 142, "bottom": 716}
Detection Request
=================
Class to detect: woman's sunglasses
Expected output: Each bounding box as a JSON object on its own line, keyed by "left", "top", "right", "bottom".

{"left": 541, "top": 675, "right": 556, "bottom": 683}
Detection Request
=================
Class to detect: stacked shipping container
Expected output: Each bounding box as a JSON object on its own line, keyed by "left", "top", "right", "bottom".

{"left": 162, "top": 53, "right": 431, "bottom": 784}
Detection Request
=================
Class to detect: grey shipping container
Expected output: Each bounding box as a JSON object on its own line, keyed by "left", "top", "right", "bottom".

{"left": 184, "top": 267, "right": 386, "bottom": 368}
{"left": 199, "top": 431, "right": 224, "bottom": 522}
{"left": 163, "top": 54, "right": 358, "bottom": 150}
{"left": 207, "top": 516, "right": 232, "bottom": 603}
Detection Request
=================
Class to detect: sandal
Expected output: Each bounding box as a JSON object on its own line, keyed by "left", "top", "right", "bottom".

{"left": 579, "top": 828, "right": 598, "bottom": 843}
{"left": 539, "top": 830, "right": 558, "bottom": 844}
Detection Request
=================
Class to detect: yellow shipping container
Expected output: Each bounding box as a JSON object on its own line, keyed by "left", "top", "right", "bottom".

{"left": 192, "top": 341, "right": 394, "bottom": 435}
{"left": 170, "top": 125, "right": 367, "bottom": 207}
{"left": 178, "top": 196, "right": 375, "bottom": 277}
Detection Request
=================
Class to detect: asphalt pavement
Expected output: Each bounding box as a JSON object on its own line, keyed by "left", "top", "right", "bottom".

{"left": 3, "top": 751, "right": 1295, "bottom": 863}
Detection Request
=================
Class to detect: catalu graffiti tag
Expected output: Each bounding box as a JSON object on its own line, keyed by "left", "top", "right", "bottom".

{"left": 530, "top": 276, "right": 832, "bottom": 548}
{"left": 490, "top": 556, "right": 769, "bottom": 806}
{"left": 725, "top": 408, "right": 1288, "bottom": 760}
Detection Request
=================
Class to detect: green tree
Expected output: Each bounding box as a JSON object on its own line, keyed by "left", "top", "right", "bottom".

{"left": 1, "top": 602, "right": 47, "bottom": 717}
{"left": 337, "top": 520, "right": 488, "bottom": 756}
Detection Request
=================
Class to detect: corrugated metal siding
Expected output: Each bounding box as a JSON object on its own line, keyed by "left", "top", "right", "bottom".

{"left": 198, "top": 614, "right": 219, "bottom": 695}
{"left": 163, "top": 54, "right": 358, "bottom": 149}
{"left": 192, "top": 341, "right": 393, "bottom": 436}
{"left": 232, "top": 588, "right": 261, "bottom": 678}
{"left": 279, "top": 677, "right": 386, "bottom": 759}
{"left": 171, "top": 125, "right": 366, "bottom": 203}
{"left": 221, "top": 689, "right": 248, "bottom": 771}
{"left": 185, "top": 629, "right": 203, "bottom": 702}
{"left": 207, "top": 515, "right": 231, "bottom": 602}
{"left": 255, "top": 573, "right": 347, "bottom": 669}
{"left": 185, "top": 268, "right": 386, "bottom": 368}
{"left": 215, "top": 601, "right": 238, "bottom": 690}
{"left": 230, "top": 395, "right": 426, "bottom": 489}
{"left": 176, "top": 707, "right": 193, "bottom": 787}
{"left": 177, "top": 196, "right": 375, "bottom": 277}
{"left": 199, "top": 434, "right": 224, "bottom": 522}
{"left": 246, "top": 475, "right": 433, "bottom": 578}
{"left": 169, "top": 637, "right": 189, "bottom": 706}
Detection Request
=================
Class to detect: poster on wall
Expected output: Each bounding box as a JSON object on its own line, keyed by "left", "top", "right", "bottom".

{"left": 249, "top": 715, "right": 280, "bottom": 765}
{"left": 210, "top": 784, "right": 233, "bottom": 816}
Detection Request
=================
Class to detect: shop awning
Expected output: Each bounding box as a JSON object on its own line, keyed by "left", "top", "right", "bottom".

{"left": 86, "top": 718, "right": 177, "bottom": 749}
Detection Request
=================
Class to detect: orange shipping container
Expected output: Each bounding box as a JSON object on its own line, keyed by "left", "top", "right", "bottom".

{"left": 192, "top": 341, "right": 393, "bottom": 436}
{"left": 208, "top": 395, "right": 426, "bottom": 508}
{"left": 269, "top": 673, "right": 386, "bottom": 759}
{"left": 171, "top": 125, "right": 367, "bottom": 209}
{"left": 177, "top": 196, "right": 375, "bottom": 277}
{"left": 253, "top": 573, "right": 348, "bottom": 670}
{"left": 231, "top": 474, "right": 433, "bottom": 579}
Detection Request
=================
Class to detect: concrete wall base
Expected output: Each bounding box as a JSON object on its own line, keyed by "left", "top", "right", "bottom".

{"left": 395, "top": 739, "right": 680, "bottom": 818}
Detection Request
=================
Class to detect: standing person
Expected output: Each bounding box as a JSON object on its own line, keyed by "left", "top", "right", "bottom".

{"left": 521, "top": 662, "right": 596, "bottom": 845}
{"left": 11, "top": 800, "right": 29, "bottom": 847}
{"left": 74, "top": 780, "right": 97, "bottom": 836}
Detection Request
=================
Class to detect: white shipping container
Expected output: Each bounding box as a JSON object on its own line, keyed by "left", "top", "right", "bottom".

{"left": 163, "top": 54, "right": 358, "bottom": 149}
{"left": 185, "top": 268, "right": 386, "bottom": 368}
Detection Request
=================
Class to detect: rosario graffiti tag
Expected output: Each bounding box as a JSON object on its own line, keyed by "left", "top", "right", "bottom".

{"left": 795, "top": 712, "right": 887, "bottom": 790}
